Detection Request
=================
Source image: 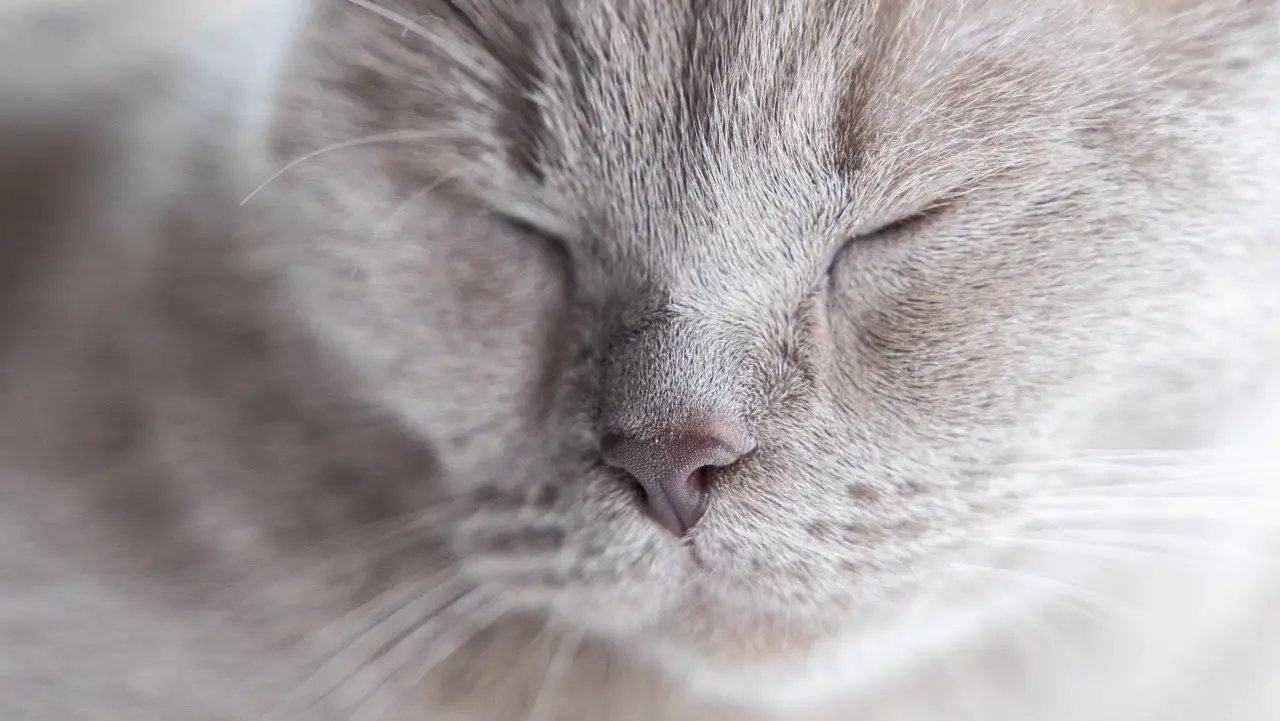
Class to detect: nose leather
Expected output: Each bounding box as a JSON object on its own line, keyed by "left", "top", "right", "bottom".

{"left": 602, "top": 416, "right": 756, "bottom": 536}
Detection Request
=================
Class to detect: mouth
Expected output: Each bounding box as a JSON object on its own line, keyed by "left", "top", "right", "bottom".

{"left": 453, "top": 463, "right": 949, "bottom": 680}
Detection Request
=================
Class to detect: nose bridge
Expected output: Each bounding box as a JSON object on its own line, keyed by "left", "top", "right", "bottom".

{"left": 593, "top": 166, "right": 813, "bottom": 436}
{"left": 598, "top": 311, "right": 750, "bottom": 439}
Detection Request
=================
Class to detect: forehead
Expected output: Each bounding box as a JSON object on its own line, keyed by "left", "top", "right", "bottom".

{"left": 530, "top": 1, "right": 873, "bottom": 293}
{"left": 535, "top": 1, "right": 870, "bottom": 164}
{"left": 523, "top": 0, "right": 1108, "bottom": 294}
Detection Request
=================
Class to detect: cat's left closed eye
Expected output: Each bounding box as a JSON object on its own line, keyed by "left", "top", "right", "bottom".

{"left": 824, "top": 204, "right": 946, "bottom": 277}
{"left": 496, "top": 213, "right": 578, "bottom": 287}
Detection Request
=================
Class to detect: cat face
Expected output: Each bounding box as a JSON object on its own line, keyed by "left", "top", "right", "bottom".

{"left": 274, "top": 0, "right": 1279, "bottom": 707}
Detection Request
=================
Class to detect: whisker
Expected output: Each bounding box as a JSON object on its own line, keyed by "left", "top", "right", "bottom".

{"left": 341, "top": 0, "right": 433, "bottom": 37}
{"left": 348, "top": 173, "right": 461, "bottom": 280}
{"left": 302, "top": 562, "right": 456, "bottom": 661}
{"left": 1003, "top": 462, "right": 1201, "bottom": 478}
{"left": 995, "top": 449, "right": 1266, "bottom": 484}
{"left": 1025, "top": 466, "right": 1220, "bottom": 480}
{"left": 525, "top": 626, "right": 585, "bottom": 721}
{"left": 982, "top": 533, "right": 1266, "bottom": 569}
{"left": 246, "top": 503, "right": 460, "bottom": 602}
{"left": 264, "top": 572, "right": 467, "bottom": 720}
{"left": 949, "top": 562, "right": 1133, "bottom": 624}
{"left": 1028, "top": 497, "right": 1280, "bottom": 512}
{"left": 1002, "top": 466, "right": 1224, "bottom": 488}
{"left": 291, "top": 500, "right": 465, "bottom": 565}
{"left": 1031, "top": 491, "right": 1268, "bottom": 504}
{"left": 240, "top": 129, "right": 459, "bottom": 204}
{"left": 1028, "top": 506, "right": 1280, "bottom": 525}
{"left": 338, "top": 0, "right": 519, "bottom": 88}
{"left": 1029, "top": 492, "right": 1280, "bottom": 506}
{"left": 348, "top": 590, "right": 507, "bottom": 721}
{"left": 339, "top": 0, "right": 485, "bottom": 63}
{"left": 1025, "top": 526, "right": 1248, "bottom": 547}
{"left": 369, "top": 180, "right": 446, "bottom": 238}
{"left": 1030, "top": 479, "right": 1250, "bottom": 497}
{"left": 319, "top": 509, "right": 466, "bottom": 573}
{"left": 985, "top": 535, "right": 1165, "bottom": 563}
{"left": 1050, "top": 528, "right": 1269, "bottom": 565}
{"left": 189, "top": 502, "right": 466, "bottom": 649}
{"left": 1001, "top": 449, "right": 1209, "bottom": 466}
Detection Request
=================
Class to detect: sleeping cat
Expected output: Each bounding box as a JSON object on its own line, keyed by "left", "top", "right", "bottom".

{"left": 2, "top": 0, "right": 1280, "bottom": 719}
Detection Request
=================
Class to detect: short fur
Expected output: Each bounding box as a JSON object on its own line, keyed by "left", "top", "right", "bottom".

{"left": 2, "top": 1, "right": 1280, "bottom": 719}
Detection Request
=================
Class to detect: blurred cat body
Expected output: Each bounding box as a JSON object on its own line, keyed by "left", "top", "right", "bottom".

{"left": 2, "top": 1, "right": 1279, "bottom": 720}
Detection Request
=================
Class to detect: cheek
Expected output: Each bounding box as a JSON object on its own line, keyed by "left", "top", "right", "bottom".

{"left": 693, "top": 441, "right": 953, "bottom": 593}
{"left": 452, "top": 470, "right": 692, "bottom": 631}
{"left": 824, "top": 234, "right": 1118, "bottom": 442}
{"left": 314, "top": 206, "right": 571, "bottom": 472}
{"left": 414, "top": 234, "right": 567, "bottom": 421}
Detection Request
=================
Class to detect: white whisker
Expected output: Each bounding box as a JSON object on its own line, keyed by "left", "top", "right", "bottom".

{"left": 319, "top": 510, "right": 464, "bottom": 573}
{"left": 1005, "top": 461, "right": 1202, "bottom": 477}
{"left": 525, "top": 626, "right": 585, "bottom": 721}
{"left": 338, "top": 0, "right": 501, "bottom": 76}
{"left": 1027, "top": 526, "right": 1249, "bottom": 548}
{"left": 195, "top": 503, "right": 463, "bottom": 644}
{"left": 1032, "top": 492, "right": 1267, "bottom": 505}
{"left": 348, "top": 591, "right": 506, "bottom": 721}
{"left": 1028, "top": 497, "right": 1280, "bottom": 512}
{"left": 950, "top": 562, "right": 1133, "bottom": 623}
{"left": 1028, "top": 506, "right": 1280, "bottom": 525}
{"left": 1003, "top": 465, "right": 1220, "bottom": 485}
{"left": 1031, "top": 480, "right": 1249, "bottom": 497}
{"left": 264, "top": 573, "right": 467, "bottom": 720}
{"left": 305, "top": 566, "right": 457, "bottom": 662}
{"left": 341, "top": 0, "right": 433, "bottom": 38}
{"left": 291, "top": 500, "right": 464, "bottom": 565}
{"left": 348, "top": 173, "right": 462, "bottom": 280}
{"left": 983, "top": 533, "right": 1266, "bottom": 569}
{"left": 1005, "top": 449, "right": 1209, "bottom": 465}
{"left": 240, "top": 130, "right": 458, "bottom": 205}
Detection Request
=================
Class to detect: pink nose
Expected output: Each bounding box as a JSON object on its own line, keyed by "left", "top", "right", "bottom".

{"left": 601, "top": 416, "right": 757, "bottom": 536}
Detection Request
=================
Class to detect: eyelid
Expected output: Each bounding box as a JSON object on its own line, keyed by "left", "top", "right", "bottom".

{"left": 496, "top": 212, "right": 578, "bottom": 290}
{"left": 857, "top": 200, "right": 951, "bottom": 239}
{"left": 499, "top": 213, "right": 556, "bottom": 240}
{"left": 824, "top": 200, "right": 952, "bottom": 274}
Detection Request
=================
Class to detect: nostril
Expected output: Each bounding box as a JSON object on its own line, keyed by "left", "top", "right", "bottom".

{"left": 682, "top": 466, "right": 711, "bottom": 514}
{"left": 638, "top": 466, "right": 709, "bottom": 538}
{"left": 600, "top": 414, "right": 756, "bottom": 537}
{"left": 688, "top": 466, "right": 709, "bottom": 493}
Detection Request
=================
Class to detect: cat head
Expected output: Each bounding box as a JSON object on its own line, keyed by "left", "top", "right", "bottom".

{"left": 267, "top": 0, "right": 1280, "bottom": 708}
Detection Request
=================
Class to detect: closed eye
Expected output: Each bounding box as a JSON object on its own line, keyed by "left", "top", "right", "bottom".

{"left": 496, "top": 212, "right": 577, "bottom": 291}
{"left": 858, "top": 200, "right": 952, "bottom": 243}
{"left": 824, "top": 201, "right": 952, "bottom": 275}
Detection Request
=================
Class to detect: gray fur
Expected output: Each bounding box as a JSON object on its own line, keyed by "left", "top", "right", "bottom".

{"left": 3, "top": 1, "right": 1280, "bottom": 719}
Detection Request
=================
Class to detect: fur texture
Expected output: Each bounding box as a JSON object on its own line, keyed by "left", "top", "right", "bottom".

{"left": 2, "top": 1, "right": 1280, "bottom": 720}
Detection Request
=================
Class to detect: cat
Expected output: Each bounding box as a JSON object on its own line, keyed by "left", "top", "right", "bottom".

{"left": 2, "top": 0, "right": 1280, "bottom": 719}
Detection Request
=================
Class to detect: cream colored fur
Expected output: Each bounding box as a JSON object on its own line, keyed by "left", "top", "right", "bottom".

{"left": 1, "top": 1, "right": 1279, "bottom": 720}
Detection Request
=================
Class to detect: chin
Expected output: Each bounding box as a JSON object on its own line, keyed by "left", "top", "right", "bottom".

{"left": 627, "top": 607, "right": 909, "bottom": 712}
{"left": 560, "top": 542, "right": 1018, "bottom": 714}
